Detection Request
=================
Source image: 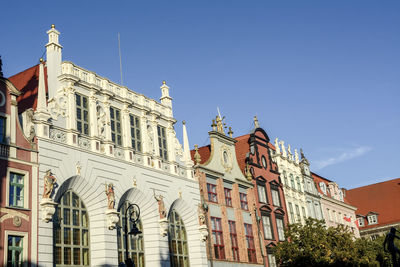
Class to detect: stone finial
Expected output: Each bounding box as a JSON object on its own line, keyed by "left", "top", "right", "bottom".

{"left": 51, "top": 24, "right": 55, "bottom": 29}
{"left": 162, "top": 80, "right": 166, "bottom": 85}
{"left": 194, "top": 144, "right": 201, "bottom": 165}
{"left": 228, "top": 127, "right": 233, "bottom": 138}
{"left": 211, "top": 119, "right": 217, "bottom": 131}
{"left": 274, "top": 138, "right": 280, "bottom": 154}
{"left": 254, "top": 116, "right": 260, "bottom": 128}
{"left": 245, "top": 161, "right": 253, "bottom": 181}
{"left": 294, "top": 149, "right": 299, "bottom": 163}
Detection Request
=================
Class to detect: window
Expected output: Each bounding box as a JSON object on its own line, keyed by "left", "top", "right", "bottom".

{"left": 302, "top": 206, "right": 307, "bottom": 222}
{"left": 110, "top": 107, "right": 122, "bottom": 146}
{"left": 157, "top": 125, "right": 168, "bottom": 160}
{"left": 0, "top": 116, "right": 5, "bottom": 143}
{"left": 283, "top": 171, "right": 288, "bottom": 186}
{"left": 267, "top": 253, "right": 277, "bottom": 267}
{"left": 240, "top": 193, "right": 248, "bottom": 210}
{"left": 54, "top": 190, "right": 90, "bottom": 266}
{"left": 271, "top": 188, "right": 281, "bottom": 207}
{"left": 224, "top": 188, "right": 232, "bottom": 207}
{"left": 9, "top": 172, "right": 24, "bottom": 208}
{"left": 244, "top": 224, "right": 256, "bottom": 263}
{"left": 367, "top": 215, "right": 378, "bottom": 225}
{"left": 357, "top": 217, "right": 365, "bottom": 227}
{"left": 228, "top": 220, "right": 239, "bottom": 261}
{"left": 290, "top": 174, "right": 295, "bottom": 189}
{"left": 257, "top": 184, "right": 267, "bottom": 203}
{"left": 76, "top": 94, "right": 90, "bottom": 135}
{"left": 211, "top": 217, "right": 225, "bottom": 260}
{"left": 129, "top": 114, "right": 141, "bottom": 152}
{"left": 168, "top": 209, "right": 189, "bottom": 267}
{"left": 207, "top": 183, "right": 218, "bottom": 203}
{"left": 296, "top": 177, "right": 301, "bottom": 192}
{"left": 295, "top": 205, "right": 301, "bottom": 223}
{"left": 261, "top": 156, "right": 267, "bottom": 169}
{"left": 276, "top": 218, "right": 285, "bottom": 241}
{"left": 7, "top": 235, "right": 23, "bottom": 266}
{"left": 117, "top": 202, "right": 144, "bottom": 266}
{"left": 288, "top": 203, "right": 294, "bottom": 224}
{"left": 319, "top": 182, "right": 327, "bottom": 195}
{"left": 262, "top": 215, "right": 273, "bottom": 240}
{"left": 327, "top": 209, "right": 333, "bottom": 221}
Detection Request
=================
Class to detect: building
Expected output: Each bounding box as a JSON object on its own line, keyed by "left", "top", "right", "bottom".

{"left": 7, "top": 25, "right": 208, "bottom": 267}
{"left": 298, "top": 151, "right": 323, "bottom": 220}
{"left": 191, "top": 116, "right": 264, "bottom": 267}
{"left": 272, "top": 138, "right": 308, "bottom": 225}
{"left": 234, "top": 117, "right": 288, "bottom": 267}
{"left": 345, "top": 178, "right": 400, "bottom": 240}
{"left": 0, "top": 69, "right": 39, "bottom": 265}
{"left": 312, "top": 173, "right": 360, "bottom": 237}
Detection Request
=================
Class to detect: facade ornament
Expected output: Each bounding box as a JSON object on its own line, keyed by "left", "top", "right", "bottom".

{"left": 300, "top": 148, "right": 310, "bottom": 165}
{"left": 40, "top": 170, "right": 58, "bottom": 222}
{"left": 47, "top": 92, "right": 68, "bottom": 120}
{"left": 174, "top": 129, "right": 183, "bottom": 157}
{"left": 178, "top": 188, "right": 182, "bottom": 199}
{"left": 274, "top": 138, "right": 280, "bottom": 154}
{"left": 211, "top": 119, "right": 217, "bottom": 131}
{"left": 104, "top": 183, "right": 119, "bottom": 230}
{"left": 76, "top": 162, "right": 82, "bottom": 175}
{"left": 198, "top": 203, "right": 209, "bottom": 242}
{"left": 294, "top": 149, "right": 299, "bottom": 163}
{"left": 96, "top": 103, "right": 107, "bottom": 139}
{"left": 133, "top": 177, "right": 137, "bottom": 188}
{"left": 13, "top": 215, "right": 22, "bottom": 227}
{"left": 147, "top": 124, "right": 155, "bottom": 155}
{"left": 228, "top": 127, "right": 233, "bottom": 138}
{"left": 253, "top": 115, "right": 260, "bottom": 128}
{"left": 154, "top": 190, "right": 168, "bottom": 236}
{"left": 215, "top": 115, "right": 226, "bottom": 134}
{"left": 280, "top": 140, "right": 287, "bottom": 157}
{"left": 287, "top": 144, "right": 292, "bottom": 158}
{"left": 194, "top": 144, "right": 201, "bottom": 165}
{"left": 245, "top": 161, "right": 253, "bottom": 181}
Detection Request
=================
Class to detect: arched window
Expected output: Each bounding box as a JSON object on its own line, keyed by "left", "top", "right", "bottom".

{"left": 168, "top": 209, "right": 189, "bottom": 267}
{"left": 53, "top": 190, "right": 90, "bottom": 266}
{"left": 117, "top": 201, "right": 145, "bottom": 266}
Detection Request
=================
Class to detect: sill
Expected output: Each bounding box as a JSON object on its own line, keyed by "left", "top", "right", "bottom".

{"left": 5, "top": 206, "right": 31, "bottom": 211}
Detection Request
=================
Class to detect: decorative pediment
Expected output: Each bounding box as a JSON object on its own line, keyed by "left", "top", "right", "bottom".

{"left": 260, "top": 205, "right": 273, "bottom": 214}
{"left": 269, "top": 180, "right": 280, "bottom": 188}
{"left": 256, "top": 175, "right": 267, "bottom": 183}
{"left": 274, "top": 207, "right": 285, "bottom": 216}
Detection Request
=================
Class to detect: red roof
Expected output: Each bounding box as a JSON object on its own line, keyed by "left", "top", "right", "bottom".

{"left": 312, "top": 172, "right": 333, "bottom": 197}
{"left": 234, "top": 134, "right": 250, "bottom": 172}
{"left": 346, "top": 178, "right": 400, "bottom": 229}
{"left": 8, "top": 64, "right": 48, "bottom": 113}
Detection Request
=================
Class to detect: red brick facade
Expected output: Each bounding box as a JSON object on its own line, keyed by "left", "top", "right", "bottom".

{"left": 235, "top": 127, "right": 288, "bottom": 266}
{"left": 0, "top": 77, "right": 38, "bottom": 266}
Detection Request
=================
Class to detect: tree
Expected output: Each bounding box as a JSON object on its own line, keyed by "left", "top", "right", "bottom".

{"left": 273, "top": 218, "right": 389, "bottom": 267}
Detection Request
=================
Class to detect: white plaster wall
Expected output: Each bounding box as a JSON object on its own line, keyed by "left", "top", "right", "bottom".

{"left": 36, "top": 138, "right": 208, "bottom": 267}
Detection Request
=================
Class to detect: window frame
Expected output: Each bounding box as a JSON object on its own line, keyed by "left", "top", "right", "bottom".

{"left": 288, "top": 202, "right": 294, "bottom": 224}
{"left": 157, "top": 125, "right": 168, "bottom": 161}
{"left": 224, "top": 188, "right": 232, "bottom": 207}
{"left": 207, "top": 183, "right": 218, "bottom": 203}
{"left": 75, "top": 93, "right": 90, "bottom": 136}
{"left": 211, "top": 217, "right": 225, "bottom": 260}
{"left": 228, "top": 220, "right": 239, "bottom": 261}
{"left": 6, "top": 168, "right": 29, "bottom": 209}
{"left": 110, "top": 106, "right": 122, "bottom": 146}
{"left": 296, "top": 176, "right": 301, "bottom": 192}
{"left": 357, "top": 217, "right": 365, "bottom": 227}
{"left": 290, "top": 174, "right": 295, "bottom": 189}
{"left": 244, "top": 223, "right": 256, "bottom": 263}
{"left": 129, "top": 114, "right": 142, "bottom": 152}
{"left": 276, "top": 217, "right": 285, "bottom": 241}
{"left": 168, "top": 209, "right": 190, "bottom": 267}
{"left": 367, "top": 214, "right": 378, "bottom": 225}
{"left": 4, "top": 231, "right": 28, "bottom": 267}
{"left": 257, "top": 183, "right": 267, "bottom": 204}
{"left": 262, "top": 214, "right": 274, "bottom": 240}
{"left": 270, "top": 185, "right": 281, "bottom": 207}
{"left": 239, "top": 192, "right": 249, "bottom": 211}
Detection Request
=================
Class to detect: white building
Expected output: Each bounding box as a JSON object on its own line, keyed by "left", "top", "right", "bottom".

{"left": 12, "top": 25, "right": 208, "bottom": 267}
{"left": 272, "top": 138, "right": 308, "bottom": 225}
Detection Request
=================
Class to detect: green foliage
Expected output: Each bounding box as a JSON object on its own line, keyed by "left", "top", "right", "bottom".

{"left": 273, "top": 218, "right": 395, "bottom": 267}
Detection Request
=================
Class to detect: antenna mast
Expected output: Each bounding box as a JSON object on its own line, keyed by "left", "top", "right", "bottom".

{"left": 118, "top": 33, "right": 123, "bottom": 85}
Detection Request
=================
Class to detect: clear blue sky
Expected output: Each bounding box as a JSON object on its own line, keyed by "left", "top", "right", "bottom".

{"left": 2, "top": 1, "right": 399, "bottom": 189}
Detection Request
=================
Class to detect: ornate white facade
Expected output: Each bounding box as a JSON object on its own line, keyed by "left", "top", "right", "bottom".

{"left": 32, "top": 25, "right": 207, "bottom": 266}
{"left": 272, "top": 138, "right": 308, "bottom": 225}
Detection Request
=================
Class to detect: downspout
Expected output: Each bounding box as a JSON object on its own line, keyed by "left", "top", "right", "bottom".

{"left": 254, "top": 206, "right": 266, "bottom": 267}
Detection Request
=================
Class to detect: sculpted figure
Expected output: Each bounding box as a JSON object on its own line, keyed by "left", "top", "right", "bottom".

{"left": 105, "top": 183, "right": 115, "bottom": 210}
{"left": 154, "top": 192, "right": 167, "bottom": 219}
{"left": 43, "top": 170, "right": 57, "bottom": 199}
{"left": 198, "top": 204, "right": 206, "bottom": 225}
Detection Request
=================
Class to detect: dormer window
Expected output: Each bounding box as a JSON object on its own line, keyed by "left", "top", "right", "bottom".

{"left": 367, "top": 214, "right": 378, "bottom": 225}
{"left": 357, "top": 217, "right": 365, "bottom": 227}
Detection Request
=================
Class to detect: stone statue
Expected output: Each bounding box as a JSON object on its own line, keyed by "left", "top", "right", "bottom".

{"left": 216, "top": 115, "right": 225, "bottom": 134}
{"left": 198, "top": 204, "right": 206, "bottom": 226}
{"left": 383, "top": 227, "right": 400, "bottom": 266}
{"left": 245, "top": 161, "right": 253, "bottom": 181}
{"left": 194, "top": 144, "right": 201, "bottom": 165}
{"left": 154, "top": 192, "right": 167, "bottom": 219}
{"left": 253, "top": 115, "right": 260, "bottom": 128}
{"left": 147, "top": 125, "right": 154, "bottom": 155}
{"left": 105, "top": 183, "right": 115, "bottom": 210}
{"left": 96, "top": 104, "right": 107, "bottom": 139}
{"left": 43, "top": 170, "right": 57, "bottom": 199}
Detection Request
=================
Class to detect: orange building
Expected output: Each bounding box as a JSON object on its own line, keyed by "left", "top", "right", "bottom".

{"left": 191, "top": 115, "right": 264, "bottom": 267}
{"left": 346, "top": 178, "right": 400, "bottom": 240}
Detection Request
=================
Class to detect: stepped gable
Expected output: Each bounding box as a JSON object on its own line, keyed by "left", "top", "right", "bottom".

{"left": 346, "top": 178, "right": 400, "bottom": 229}
{"left": 8, "top": 63, "right": 48, "bottom": 113}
